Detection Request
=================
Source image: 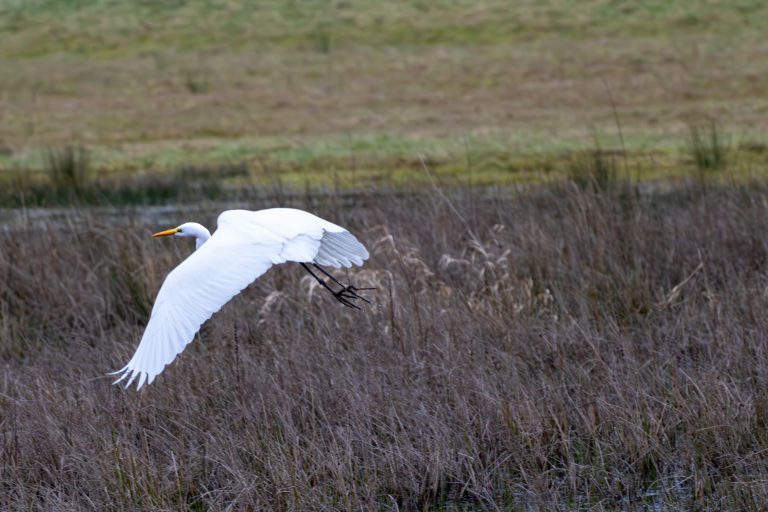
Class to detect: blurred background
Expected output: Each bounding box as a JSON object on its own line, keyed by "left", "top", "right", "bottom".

{"left": 1, "top": 0, "right": 766, "bottom": 201}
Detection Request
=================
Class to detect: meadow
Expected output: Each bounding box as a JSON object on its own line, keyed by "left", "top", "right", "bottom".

{"left": 3, "top": 1, "right": 768, "bottom": 510}
{"left": 1, "top": 0, "right": 768, "bottom": 187}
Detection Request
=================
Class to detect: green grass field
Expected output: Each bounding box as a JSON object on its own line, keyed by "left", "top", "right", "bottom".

{"left": 1, "top": 0, "right": 768, "bottom": 190}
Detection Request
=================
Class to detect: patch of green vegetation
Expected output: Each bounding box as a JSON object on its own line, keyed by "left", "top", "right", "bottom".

{"left": 43, "top": 144, "right": 90, "bottom": 193}
{"left": 688, "top": 121, "right": 727, "bottom": 174}
{"left": 567, "top": 149, "right": 618, "bottom": 193}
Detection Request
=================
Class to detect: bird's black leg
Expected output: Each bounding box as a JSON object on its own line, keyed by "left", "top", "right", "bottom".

{"left": 300, "top": 263, "right": 373, "bottom": 310}
{"left": 310, "top": 263, "right": 346, "bottom": 287}
{"left": 313, "top": 263, "right": 375, "bottom": 302}
{"left": 312, "top": 264, "right": 375, "bottom": 303}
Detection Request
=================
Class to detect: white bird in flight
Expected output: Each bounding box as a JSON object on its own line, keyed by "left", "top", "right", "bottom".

{"left": 111, "top": 208, "right": 371, "bottom": 390}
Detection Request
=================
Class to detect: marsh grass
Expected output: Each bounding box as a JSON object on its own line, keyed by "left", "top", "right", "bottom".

{"left": 43, "top": 145, "right": 91, "bottom": 196}
{"left": 3, "top": 183, "right": 768, "bottom": 509}
{"left": 0, "top": 163, "right": 254, "bottom": 207}
{"left": 567, "top": 149, "right": 618, "bottom": 193}
{"left": 688, "top": 122, "right": 728, "bottom": 177}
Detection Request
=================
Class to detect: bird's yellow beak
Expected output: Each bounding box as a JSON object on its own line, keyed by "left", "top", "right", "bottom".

{"left": 152, "top": 228, "right": 180, "bottom": 238}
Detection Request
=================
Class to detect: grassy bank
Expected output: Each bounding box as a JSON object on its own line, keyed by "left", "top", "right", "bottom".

{"left": 1, "top": 1, "right": 767, "bottom": 184}
{"left": 3, "top": 183, "right": 768, "bottom": 509}
{"left": 0, "top": 121, "right": 761, "bottom": 208}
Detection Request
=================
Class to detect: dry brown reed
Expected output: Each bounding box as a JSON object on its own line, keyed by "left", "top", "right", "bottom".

{"left": 3, "top": 183, "right": 768, "bottom": 510}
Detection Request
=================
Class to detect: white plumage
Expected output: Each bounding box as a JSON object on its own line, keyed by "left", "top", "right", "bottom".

{"left": 111, "top": 208, "right": 369, "bottom": 390}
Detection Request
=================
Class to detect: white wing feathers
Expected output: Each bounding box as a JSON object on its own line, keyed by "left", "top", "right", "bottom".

{"left": 315, "top": 230, "right": 368, "bottom": 267}
{"left": 111, "top": 208, "right": 368, "bottom": 390}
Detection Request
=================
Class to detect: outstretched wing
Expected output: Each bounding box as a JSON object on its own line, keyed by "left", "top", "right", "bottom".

{"left": 218, "top": 208, "right": 369, "bottom": 267}
{"left": 111, "top": 208, "right": 368, "bottom": 390}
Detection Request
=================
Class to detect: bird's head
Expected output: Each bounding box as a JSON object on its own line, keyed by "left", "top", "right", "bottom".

{"left": 152, "top": 222, "right": 212, "bottom": 249}
{"left": 152, "top": 222, "right": 197, "bottom": 238}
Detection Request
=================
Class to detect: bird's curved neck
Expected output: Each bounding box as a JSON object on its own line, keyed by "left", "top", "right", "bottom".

{"left": 185, "top": 223, "right": 211, "bottom": 250}
{"left": 195, "top": 233, "right": 210, "bottom": 250}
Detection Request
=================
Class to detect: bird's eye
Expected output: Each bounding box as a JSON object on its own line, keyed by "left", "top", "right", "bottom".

{"left": 176, "top": 228, "right": 182, "bottom": 233}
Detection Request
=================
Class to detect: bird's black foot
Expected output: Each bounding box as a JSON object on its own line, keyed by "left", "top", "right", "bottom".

{"left": 332, "top": 283, "right": 375, "bottom": 310}
{"left": 301, "top": 263, "right": 375, "bottom": 310}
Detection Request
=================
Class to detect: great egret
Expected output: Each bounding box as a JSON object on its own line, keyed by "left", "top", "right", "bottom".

{"left": 111, "top": 208, "right": 371, "bottom": 390}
